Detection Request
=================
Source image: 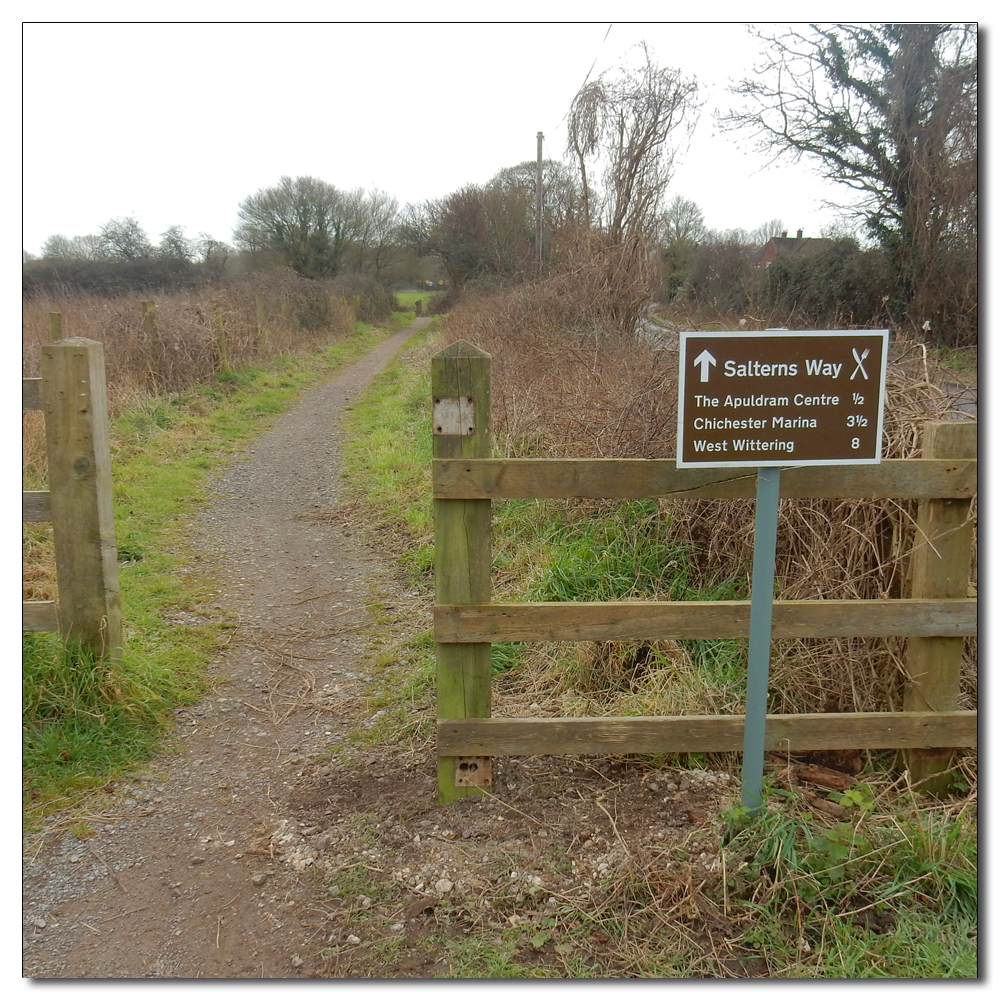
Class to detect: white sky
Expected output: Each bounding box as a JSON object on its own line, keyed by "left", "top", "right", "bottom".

{"left": 21, "top": 18, "right": 894, "bottom": 257}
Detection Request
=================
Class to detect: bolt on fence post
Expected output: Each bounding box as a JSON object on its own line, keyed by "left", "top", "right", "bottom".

{"left": 432, "top": 340, "right": 492, "bottom": 803}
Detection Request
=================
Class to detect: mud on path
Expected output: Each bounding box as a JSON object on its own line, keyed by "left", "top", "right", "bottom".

{"left": 23, "top": 318, "right": 750, "bottom": 980}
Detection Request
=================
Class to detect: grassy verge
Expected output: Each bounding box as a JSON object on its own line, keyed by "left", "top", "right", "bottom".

{"left": 22, "top": 316, "right": 414, "bottom": 820}
{"left": 333, "top": 325, "right": 978, "bottom": 978}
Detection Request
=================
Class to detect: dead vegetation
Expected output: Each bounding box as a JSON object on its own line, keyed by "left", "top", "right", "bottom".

{"left": 22, "top": 269, "right": 355, "bottom": 401}
{"left": 437, "top": 271, "right": 977, "bottom": 726}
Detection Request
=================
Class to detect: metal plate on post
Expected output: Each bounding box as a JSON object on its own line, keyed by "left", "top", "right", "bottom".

{"left": 433, "top": 396, "right": 476, "bottom": 436}
{"left": 454, "top": 756, "right": 492, "bottom": 788}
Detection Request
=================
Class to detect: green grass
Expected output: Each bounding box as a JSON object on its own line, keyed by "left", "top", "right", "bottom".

{"left": 22, "top": 632, "right": 193, "bottom": 798}
{"left": 332, "top": 325, "right": 977, "bottom": 979}
{"left": 433, "top": 934, "right": 557, "bottom": 978}
{"left": 718, "top": 784, "right": 978, "bottom": 977}
{"left": 394, "top": 289, "right": 440, "bottom": 311}
{"left": 528, "top": 499, "right": 692, "bottom": 602}
{"left": 22, "top": 321, "right": 397, "bottom": 818}
{"left": 341, "top": 325, "right": 436, "bottom": 577}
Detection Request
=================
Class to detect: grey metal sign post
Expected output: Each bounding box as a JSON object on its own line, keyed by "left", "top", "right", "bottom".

{"left": 677, "top": 330, "right": 888, "bottom": 812}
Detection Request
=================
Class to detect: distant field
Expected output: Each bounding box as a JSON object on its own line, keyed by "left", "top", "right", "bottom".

{"left": 394, "top": 289, "right": 440, "bottom": 309}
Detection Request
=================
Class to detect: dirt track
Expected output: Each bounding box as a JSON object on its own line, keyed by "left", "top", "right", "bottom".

{"left": 22, "top": 321, "right": 431, "bottom": 978}
{"left": 23, "top": 318, "right": 744, "bottom": 980}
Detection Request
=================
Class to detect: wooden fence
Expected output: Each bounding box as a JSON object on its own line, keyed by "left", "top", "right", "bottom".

{"left": 23, "top": 334, "right": 123, "bottom": 661}
{"left": 432, "top": 341, "right": 977, "bottom": 802}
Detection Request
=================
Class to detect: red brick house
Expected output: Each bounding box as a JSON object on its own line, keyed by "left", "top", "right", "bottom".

{"left": 756, "top": 229, "right": 837, "bottom": 267}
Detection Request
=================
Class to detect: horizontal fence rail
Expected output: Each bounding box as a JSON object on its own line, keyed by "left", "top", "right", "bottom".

{"left": 433, "top": 457, "right": 976, "bottom": 501}
{"left": 22, "top": 378, "right": 57, "bottom": 633}
{"left": 23, "top": 377, "right": 43, "bottom": 410}
{"left": 434, "top": 598, "right": 977, "bottom": 643}
{"left": 438, "top": 711, "right": 978, "bottom": 757}
{"left": 430, "top": 341, "right": 977, "bottom": 802}
{"left": 23, "top": 490, "right": 52, "bottom": 521}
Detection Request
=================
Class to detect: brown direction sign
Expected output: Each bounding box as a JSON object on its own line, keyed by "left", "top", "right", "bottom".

{"left": 677, "top": 330, "right": 888, "bottom": 468}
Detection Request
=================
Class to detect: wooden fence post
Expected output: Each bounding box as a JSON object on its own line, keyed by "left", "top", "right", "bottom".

{"left": 41, "top": 338, "right": 123, "bottom": 661}
{"left": 432, "top": 341, "right": 492, "bottom": 803}
{"left": 212, "top": 300, "right": 230, "bottom": 372}
{"left": 49, "top": 312, "right": 63, "bottom": 341}
{"left": 141, "top": 300, "right": 156, "bottom": 337}
{"left": 255, "top": 293, "right": 268, "bottom": 353}
{"left": 903, "top": 420, "right": 977, "bottom": 794}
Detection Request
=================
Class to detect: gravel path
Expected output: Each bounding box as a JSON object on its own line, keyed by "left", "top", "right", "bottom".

{"left": 23, "top": 316, "right": 750, "bottom": 980}
{"left": 22, "top": 320, "right": 430, "bottom": 979}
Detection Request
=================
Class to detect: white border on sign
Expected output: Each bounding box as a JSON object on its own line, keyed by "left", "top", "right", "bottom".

{"left": 676, "top": 330, "right": 889, "bottom": 469}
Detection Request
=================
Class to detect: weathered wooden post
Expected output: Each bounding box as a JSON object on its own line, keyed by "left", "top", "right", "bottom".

{"left": 415, "top": 299, "right": 423, "bottom": 318}
{"left": 40, "top": 338, "right": 123, "bottom": 661}
{"left": 255, "top": 293, "right": 268, "bottom": 353}
{"left": 432, "top": 341, "right": 492, "bottom": 802}
{"left": 141, "top": 300, "right": 156, "bottom": 337}
{"left": 903, "top": 420, "right": 977, "bottom": 794}
{"left": 49, "top": 312, "right": 63, "bottom": 341}
{"left": 212, "top": 300, "right": 230, "bottom": 372}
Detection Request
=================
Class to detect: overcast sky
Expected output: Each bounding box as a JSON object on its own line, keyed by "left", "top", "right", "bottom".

{"left": 22, "top": 18, "right": 884, "bottom": 257}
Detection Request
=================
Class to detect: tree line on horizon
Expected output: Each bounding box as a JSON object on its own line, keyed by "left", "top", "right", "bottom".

{"left": 24, "top": 25, "right": 977, "bottom": 347}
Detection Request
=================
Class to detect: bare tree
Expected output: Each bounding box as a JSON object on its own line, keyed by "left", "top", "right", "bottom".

{"left": 567, "top": 42, "right": 699, "bottom": 242}
{"left": 40, "top": 234, "right": 77, "bottom": 259}
{"left": 99, "top": 216, "right": 153, "bottom": 260}
{"left": 344, "top": 189, "right": 404, "bottom": 279}
{"left": 157, "top": 225, "right": 194, "bottom": 262}
{"left": 489, "top": 159, "right": 584, "bottom": 231}
{"left": 234, "top": 176, "right": 361, "bottom": 279}
{"left": 40, "top": 233, "right": 108, "bottom": 260}
{"left": 72, "top": 234, "right": 107, "bottom": 260}
{"left": 197, "top": 234, "right": 232, "bottom": 282}
{"left": 399, "top": 183, "right": 532, "bottom": 288}
{"left": 658, "top": 195, "right": 706, "bottom": 246}
{"left": 722, "top": 23, "right": 977, "bottom": 331}
{"left": 748, "top": 219, "right": 786, "bottom": 246}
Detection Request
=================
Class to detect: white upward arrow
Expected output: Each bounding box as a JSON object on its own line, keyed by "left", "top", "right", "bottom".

{"left": 693, "top": 349, "right": 717, "bottom": 382}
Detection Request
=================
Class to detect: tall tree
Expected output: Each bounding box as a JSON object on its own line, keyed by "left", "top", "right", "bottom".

{"left": 40, "top": 234, "right": 78, "bottom": 259}
{"left": 489, "top": 159, "right": 584, "bottom": 232}
{"left": 99, "top": 216, "right": 153, "bottom": 260}
{"left": 722, "top": 23, "right": 977, "bottom": 329}
{"left": 567, "top": 42, "right": 699, "bottom": 242}
{"left": 658, "top": 195, "right": 706, "bottom": 246}
{"left": 658, "top": 196, "right": 706, "bottom": 300}
{"left": 399, "top": 184, "right": 533, "bottom": 287}
{"left": 234, "top": 176, "right": 360, "bottom": 279}
{"left": 156, "top": 224, "right": 194, "bottom": 262}
{"left": 344, "top": 189, "right": 404, "bottom": 278}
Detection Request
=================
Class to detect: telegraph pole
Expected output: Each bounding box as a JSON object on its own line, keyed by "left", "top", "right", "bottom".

{"left": 536, "top": 131, "right": 544, "bottom": 276}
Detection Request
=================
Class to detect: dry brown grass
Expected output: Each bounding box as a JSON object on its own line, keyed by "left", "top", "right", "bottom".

{"left": 22, "top": 272, "right": 359, "bottom": 603}
{"left": 22, "top": 271, "right": 356, "bottom": 480}
{"left": 22, "top": 269, "right": 355, "bottom": 406}
{"left": 440, "top": 277, "right": 977, "bottom": 722}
